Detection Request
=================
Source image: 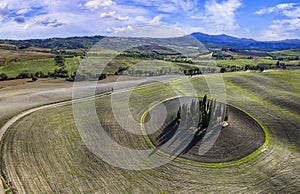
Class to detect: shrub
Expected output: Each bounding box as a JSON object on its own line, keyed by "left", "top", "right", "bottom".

{"left": 0, "top": 73, "right": 8, "bottom": 81}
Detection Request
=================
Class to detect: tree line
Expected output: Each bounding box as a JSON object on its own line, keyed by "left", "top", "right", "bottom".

{"left": 176, "top": 95, "right": 228, "bottom": 133}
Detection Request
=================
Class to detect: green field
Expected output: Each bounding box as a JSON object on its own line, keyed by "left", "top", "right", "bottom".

{"left": 1, "top": 70, "right": 300, "bottom": 193}
{"left": 0, "top": 43, "right": 299, "bottom": 81}
{"left": 0, "top": 57, "right": 83, "bottom": 78}
{"left": 0, "top": 58, "right": 56, "bottom": 77}
{"left": 269, "top": 49, "right": 300, "bottom": 59}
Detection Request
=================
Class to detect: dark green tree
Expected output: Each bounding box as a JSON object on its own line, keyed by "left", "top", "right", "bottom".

{"left": 220, "top": 67, "right": 226, "bottom": 73}
{"left": 0, "top": 73, "right": 8, "bottom": 81}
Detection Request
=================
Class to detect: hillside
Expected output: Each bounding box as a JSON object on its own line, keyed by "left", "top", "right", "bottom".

{"left": 189, "top": 32, "right": 300, "bottom": 50}
{"left": 1, "top": 33, "right": 300, "bottom": 51}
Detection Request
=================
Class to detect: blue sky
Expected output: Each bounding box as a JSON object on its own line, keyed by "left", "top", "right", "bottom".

{"left": 0, "top": 0, "right": 299, "bottom": 40}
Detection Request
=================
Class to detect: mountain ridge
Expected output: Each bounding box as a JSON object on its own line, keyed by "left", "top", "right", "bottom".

{"left": 0, "top": 32, "right": 299, "bottom": 51}
{"left": 189, "top": 32, "right": 300, "bottom": 50}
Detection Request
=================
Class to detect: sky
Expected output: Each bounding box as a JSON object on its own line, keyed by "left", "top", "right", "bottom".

{"left": 0, "top": 0, "right": 299, "bottom": 40}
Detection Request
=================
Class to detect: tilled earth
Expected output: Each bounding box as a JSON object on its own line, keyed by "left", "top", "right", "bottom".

{"left": 146, "top": 98, "right": 265, "bottom": 163}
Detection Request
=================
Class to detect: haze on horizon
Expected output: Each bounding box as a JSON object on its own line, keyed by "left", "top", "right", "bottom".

{"left": 0, "top": 0, "right": 299, "bottom": 41}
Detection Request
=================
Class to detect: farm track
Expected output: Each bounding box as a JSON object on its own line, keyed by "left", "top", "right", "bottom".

{"left": 1, "top": 71, "right": 300, "bottom": 193}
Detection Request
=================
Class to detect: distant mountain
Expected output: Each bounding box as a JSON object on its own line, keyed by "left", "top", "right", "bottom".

{"left": 189, "top": 32, "right": 300, "bottom": 51}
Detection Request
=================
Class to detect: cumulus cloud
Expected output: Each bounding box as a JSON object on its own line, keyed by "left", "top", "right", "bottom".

{"left": 149, "top": 15, "right": 162, "bottom": 25}
{"left": 0, "top": 3, "right": 9, "bottom": 20}
{"left": 255, "top": 3, "right": 300, "bottom": 40}
{"left": 115, "top": 15, "right": 129, "bottom": 21}
{"left": 85, "top": 0, "right": 115, "bottom": 11}
{"left": 282, "top": 7, "right": 300, "bottom": 18}
{"left": 134, "top": 15, "right": 162, "bottom": 25}
{"left": 200, "top": 0, "right": 242, "bottom": 32}
{"left": 255, "top": 3, "right": 297, "bottom": 15}
{"left": 254, "top": 3, "right": 300, "bottom": 19}
{"left": 100, "top": 11, "right": 116, "bottom": 18}
{"left": 107, "top": 25, "right": 133, "bottom": 33}
{"left": 110, "top": 25, "right": 187, "bottom": 38}
{"left": 271, "top": 18, "right": 300, "bottom": 31}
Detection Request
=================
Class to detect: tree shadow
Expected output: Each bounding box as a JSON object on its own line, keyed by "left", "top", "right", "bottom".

{"left": 149, "top": 118, "right": 208, "bottom": 158}
{"left": 180, "top": 128, "right": 206, "bottom": 155}
{"left": 156, "top": 119, "right": 179, "bottom": 147}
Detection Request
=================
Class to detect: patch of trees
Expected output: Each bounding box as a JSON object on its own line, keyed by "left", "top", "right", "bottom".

{"left": 115, "top": 66, "right": 129, "bottom": 75}
{"left": 16, "top": 72, "right": 33, "bottom": 79}
{"left": 176, "top": 95, "right": 228, "bottom": 133}
{"left": 54, "top": 55, "right": 66, "bottom": 66}
{"left": 183, "top": 67, "right": 202, "bottom": 76}
{"left": 164, "top": 56, "right": 194, "bottom": 64}
{"left": 275, "top": 61, "right": 286, "bottom": 69}
{"left": 49, "top": 68, "right": 69, "bottom": 78}
{"left": 0, "top": 73, "right": 8, "bottom": 81}
{"left": 212, "top": 50, "right": 234, "bottom": 60}
{"left": 121, "top": 67, "right": 179, "bottom": 77}
{"left": 73, "top": 72, "right": 107, "bottom": 81}
{"left": 220, "top": 67, "right": 226, "bottom": 73}
{"left": 120, "top": 50, "right": 161, "bottom": 59}
{"left": 271, "top": 56, "right": 299, "bottom": 61}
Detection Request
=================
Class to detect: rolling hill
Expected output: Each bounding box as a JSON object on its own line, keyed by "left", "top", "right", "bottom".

{"left": 0, "top": 32, "right": 299, "bottom": 51}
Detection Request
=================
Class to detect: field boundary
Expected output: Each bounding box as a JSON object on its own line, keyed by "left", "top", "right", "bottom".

{"left": 140, "top": 96, "right": 270, "bottom": 168}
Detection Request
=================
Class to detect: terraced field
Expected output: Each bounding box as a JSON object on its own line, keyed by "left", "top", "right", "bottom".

{"left": 1, "top": 70, "right": 300, "bottom": 193}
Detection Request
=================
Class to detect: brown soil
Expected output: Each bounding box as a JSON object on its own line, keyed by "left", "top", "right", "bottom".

{"left": 145, "top": 97, "right": 266, "bottom": 163}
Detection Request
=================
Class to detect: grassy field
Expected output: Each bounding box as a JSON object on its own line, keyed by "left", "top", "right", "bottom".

{"left": 0, "top": 45, "right": 299, "bottom": 81}
{"left": 268, "top": 49, "right": 300, "bottom": 59}
{"left": 0, "top": 58, "right": 57, "bottom": 77}
{"left": 0, "top": 57, "right": 83, "bottom": 78}
{"left": 1, "top": 70, "right": 300, "bottom": 193}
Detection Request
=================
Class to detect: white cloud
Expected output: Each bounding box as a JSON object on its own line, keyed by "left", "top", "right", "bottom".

{"left": 135, "top": 16, "right": 147, "bottom": 22}
{"left": 16, "top": 7, "right": 32, "bottom": 15}
{"left": 276, "top": 3, "right": 295, "bottom": 10}
{"left": 271, "top": 18, "right": 300, "bottom": 31}
{"left": 149, "top": 15, "right": 162, "bottom": 25}
{"left": 177, "top": 0, "right": 198, "bottom": 13}
{"left": 255, "top": 3, "right": 299, "bottom": 18}
{"left": 282, "top": 7, "right": 300, "bottom": 18}
{"left": 158, "top": 4, "right": 177, "bottom": 13}
{"left": 199, "top": 0, "right": 242, "bottom": 33}
{"left": 134, "top": 15, "right": 162, "bottom": 25}
{"left": 85, "top": 0, "right": 115, "bottom": 11}
{"left": 107, "top": 25, "right": 133, "bottom": 33}
{"left": 255, "top": 3, "right": 300, "bottom": 40}
{"left": 100, "top": 11, "right": 116, "bottom": 18}
{"left": 111, "top": 25, "right": 188, "bottom": 38}
{"left": 0, "top": 3, "right": 9, "bottom": 20}
{"left": 115, "top": 15, "right": 129, "bottom": 21}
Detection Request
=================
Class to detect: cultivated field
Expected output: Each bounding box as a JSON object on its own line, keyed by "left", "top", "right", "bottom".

{"left": 1, "top": 70, "right": 300, "bottom": 193}
{"left": 146, "top": 99, "right": 266, "bottom": 163}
